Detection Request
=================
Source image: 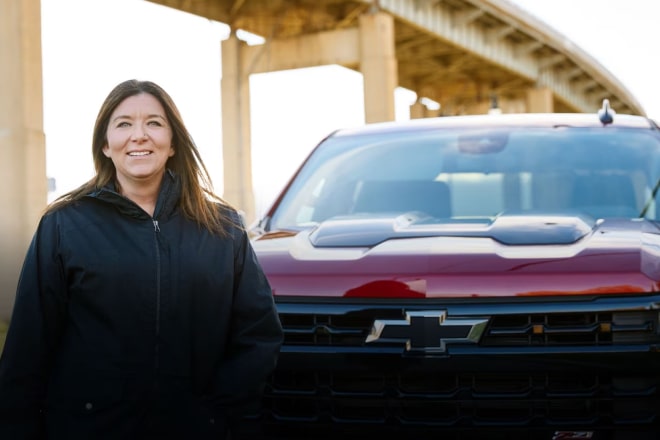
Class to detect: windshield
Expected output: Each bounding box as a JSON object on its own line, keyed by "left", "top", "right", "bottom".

{"left": 268, "top": 125, "right": 660, "bottom": 231}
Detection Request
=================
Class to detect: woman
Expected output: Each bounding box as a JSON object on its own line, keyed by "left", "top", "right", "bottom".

{"left": 0, "top": 79, "right": 283, "bottom": 439}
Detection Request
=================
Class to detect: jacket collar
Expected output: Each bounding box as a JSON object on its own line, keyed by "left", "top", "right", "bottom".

{"left": 88, "top": 169, "right": 181, "bottom": 221}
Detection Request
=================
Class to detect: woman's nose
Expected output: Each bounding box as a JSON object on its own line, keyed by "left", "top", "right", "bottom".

{"left": 132, "top": 128, "right": 148, "bottom": 141}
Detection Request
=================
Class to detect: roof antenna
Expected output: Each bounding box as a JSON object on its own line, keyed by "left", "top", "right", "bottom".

{"left": 598, "top": 99, "right": 615, "bottom": 125}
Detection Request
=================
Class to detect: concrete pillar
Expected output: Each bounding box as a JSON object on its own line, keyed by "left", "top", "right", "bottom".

{"left": 221, "top": 33, "right": 256, "bottom": 225}
{"left": 410, "top": 101, "right": 426, "bottom": 119}
{"left": 410, "top": 100, "right": 441, "bottom": 119}
{"left": 0, "top": 0, "right": 46, "bottom": 320}
{"left": 499, "top": 98, "right": 527, "bottom": 114}
{"left": 463, "top": 101, "right": 490, "bottom": 115}
{"left": 359, "top": 11, "right": 397, "bottom": 123}
{"left": 527, "top": 87, "right": 554, "bottom": 113}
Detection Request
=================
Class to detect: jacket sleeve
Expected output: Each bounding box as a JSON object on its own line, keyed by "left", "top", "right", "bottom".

{"left": 0, "top": 214, "right": 68, "bottom": 440}
{"left": 208, "top": 222, "right": 283, "bottom": 422}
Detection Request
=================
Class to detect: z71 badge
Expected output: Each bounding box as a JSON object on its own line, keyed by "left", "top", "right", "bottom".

{"left": 552, "top": 432, "right": 593, "bottom": 440}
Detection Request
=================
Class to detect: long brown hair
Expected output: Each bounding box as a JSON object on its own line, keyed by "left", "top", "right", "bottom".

{"left": 47, "top": 79, "right": 234, "bottom": 235}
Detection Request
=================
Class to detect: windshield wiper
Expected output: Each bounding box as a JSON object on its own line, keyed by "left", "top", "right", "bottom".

{"left": 639, "top": 178, "right": 660, "bottom": 218}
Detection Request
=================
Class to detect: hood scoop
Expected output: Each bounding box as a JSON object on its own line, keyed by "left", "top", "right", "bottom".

{"left": 308, "top": 212, "right": 597, "bottom": 248}
{"left": 486, "top": 213, "right": 596, "bottom": 245}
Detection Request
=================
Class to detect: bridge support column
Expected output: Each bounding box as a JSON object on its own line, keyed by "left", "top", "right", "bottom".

{"left": 359, "top": 11, "right": 397, "bottom": 123}
{"left": 410, "top": 100, "right": 440, "bottom": 119}
{"left": 221, "top": 32, "right": 256, "bottom": 224}
{"left": 499, "top": 98, "right": 526, "bottom": 114}
{"left": 0, "top": 0, "right": 46, "bottom": 320}
{"left": 527, "top": 87, "right": 554, "bottom": 113}
{"left": 410, "top": 101, "right": 426, "bottom": 119}
{"left": 464, "top": 101, "right": 491, "bottom": 115}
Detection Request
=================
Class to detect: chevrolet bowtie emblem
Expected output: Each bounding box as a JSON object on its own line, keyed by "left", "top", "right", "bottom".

{"left": 365, "top": 310, "right": 488, "bottom": 353}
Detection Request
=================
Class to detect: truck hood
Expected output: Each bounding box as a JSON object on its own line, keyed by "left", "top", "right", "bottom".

{"left": 252, "top": 213, "right": 660, "bottom": 298}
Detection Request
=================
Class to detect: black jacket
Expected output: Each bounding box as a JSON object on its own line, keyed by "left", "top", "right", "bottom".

{"left": 0, "top": 171, "right": 283, "bottom": 439}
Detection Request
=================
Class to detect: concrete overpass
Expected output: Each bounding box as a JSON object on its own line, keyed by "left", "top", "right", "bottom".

{"left": 146, "top": 0, "right": 645, "bottom": 225}
{"left": 0, "top": 0, "right": 646, "bottom": 319}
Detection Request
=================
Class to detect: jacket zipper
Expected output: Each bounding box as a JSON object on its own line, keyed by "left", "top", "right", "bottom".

{"left": 153, "top": 219, "right": 161, "bottom": 377}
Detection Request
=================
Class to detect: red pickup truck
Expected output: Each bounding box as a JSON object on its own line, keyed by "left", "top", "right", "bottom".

{"left": 249, "top": 102, "right": 660, "bottom": 440}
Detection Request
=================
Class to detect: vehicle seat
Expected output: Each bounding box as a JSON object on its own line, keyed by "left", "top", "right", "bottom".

{"left": 351, "top": 180, "right": 451, "bottom": 218}
{"left": 570, "top": 174, "right": 638, "bottom": 218}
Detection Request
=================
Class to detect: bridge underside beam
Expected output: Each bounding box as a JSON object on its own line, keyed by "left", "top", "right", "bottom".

{"left": 148, "top": 0, "right": 642, "bottom": 116}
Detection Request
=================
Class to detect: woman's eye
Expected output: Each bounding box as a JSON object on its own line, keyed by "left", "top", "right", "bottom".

{"left": 147, "top": 120, "right": 163, "bottom": 127}
{"left": 117, "top": 122, "right": 130, "bottom": 128}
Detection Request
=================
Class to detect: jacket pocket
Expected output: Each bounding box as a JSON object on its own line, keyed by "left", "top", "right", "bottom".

{"left": 46, "top": 376, "right": 131, "bottom": 440}
{"left": 49, "top": 375, "right": 124, "bottom": 413}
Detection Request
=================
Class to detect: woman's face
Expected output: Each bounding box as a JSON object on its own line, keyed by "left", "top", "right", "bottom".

{"left": 103, "top": 93, "right": 174, "bottom": 189}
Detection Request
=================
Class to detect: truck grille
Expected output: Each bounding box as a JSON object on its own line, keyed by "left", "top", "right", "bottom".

{"left": 260, "top": 296, "right": 660, "bottom": 433}
{"left": 277, "top": 303, "right": 659, "bottom": 348}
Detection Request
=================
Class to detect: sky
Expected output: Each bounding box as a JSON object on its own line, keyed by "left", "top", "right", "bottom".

{"left": 41, "top": 0, "right": 660, "bottom": 219}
